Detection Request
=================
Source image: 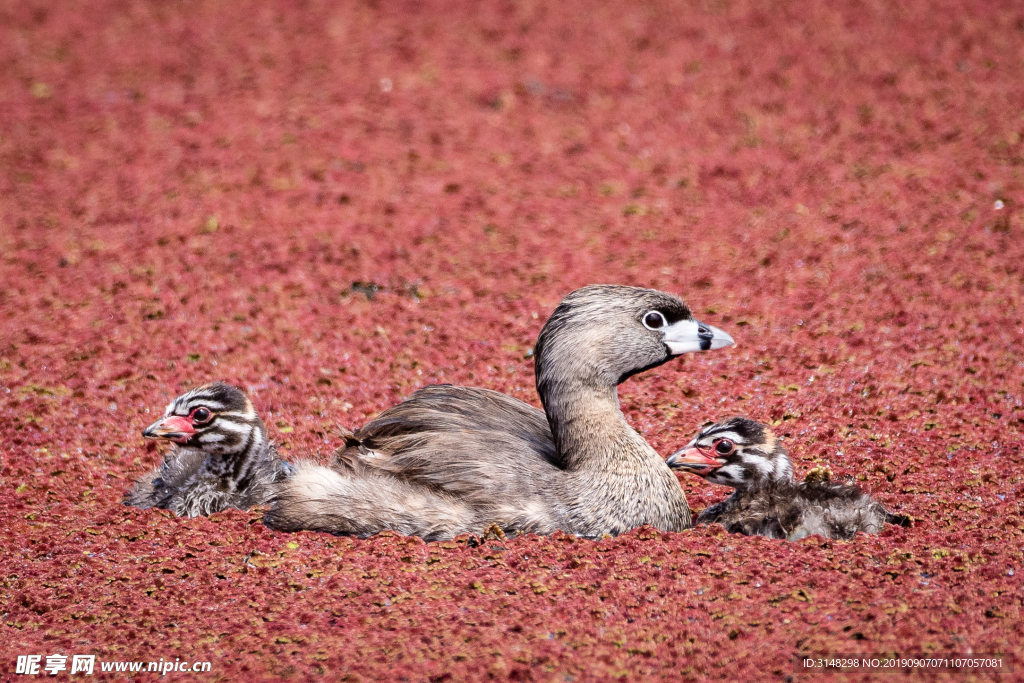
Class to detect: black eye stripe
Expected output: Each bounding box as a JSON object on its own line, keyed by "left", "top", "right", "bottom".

{"left": 654, "top": 299, "right": 692, "bottom": 325}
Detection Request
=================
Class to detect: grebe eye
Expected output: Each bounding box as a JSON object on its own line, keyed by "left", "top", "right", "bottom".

{"left": 643, "top": 311, "right": 667, "bottom": 330}
{"left": 191, "top": 407, "right": 213, "bottom": 423}
{"left": 714, "top": 439, "right": 735, "bottom": 456}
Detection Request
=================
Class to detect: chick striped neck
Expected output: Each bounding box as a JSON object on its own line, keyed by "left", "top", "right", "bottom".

{"left": 194, "top": 416, "right": 272, "bottom": 492}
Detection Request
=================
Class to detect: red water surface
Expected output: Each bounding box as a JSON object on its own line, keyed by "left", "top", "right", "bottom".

{"left": 2, "top": 0, "right": 1022, "bottom": 680}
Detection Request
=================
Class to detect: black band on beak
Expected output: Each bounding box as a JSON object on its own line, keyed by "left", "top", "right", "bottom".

{"left": 697, "top": 324, "right": 713, "bottom": 351}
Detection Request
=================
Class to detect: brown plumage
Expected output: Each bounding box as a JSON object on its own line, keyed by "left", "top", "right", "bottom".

{"left": 667, "top": 417, "right": 911, "bottom": 540}
{"left": 265, "top": 285, "right": 735, "bottom": 540}
{"left": 125, "top": 382, "right": 293, "bottom": 517}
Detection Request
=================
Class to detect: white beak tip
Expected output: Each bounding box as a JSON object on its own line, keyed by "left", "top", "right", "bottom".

{"left": 702, "top": 323, "right": 735, "bottom": 350}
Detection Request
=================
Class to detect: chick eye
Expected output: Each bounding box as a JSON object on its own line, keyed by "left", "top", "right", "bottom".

{"left": 191, "top": 407, "right": 213, "bottom": 424}
{"left": 713, "top": 439, "right": 735, "bottom": 456}
{"left": 643, "top": 311, "right": 667, "bottom": 330}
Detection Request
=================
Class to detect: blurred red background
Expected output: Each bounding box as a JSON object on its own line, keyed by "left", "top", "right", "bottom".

{"left": 1, "top": 0, "right": 1022, "bottom": 680}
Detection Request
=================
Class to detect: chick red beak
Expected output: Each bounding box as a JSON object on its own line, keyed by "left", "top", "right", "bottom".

{"left": 665, "top": 447, "right": 723, "bottom": 474}
{"left": 142, "top": 415, "right": 195, "bottom": 443}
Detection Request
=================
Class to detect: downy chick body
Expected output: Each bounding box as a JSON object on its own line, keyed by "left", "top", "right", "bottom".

{"left": 667, "top": 417, "right": 910, "bottom": 540}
